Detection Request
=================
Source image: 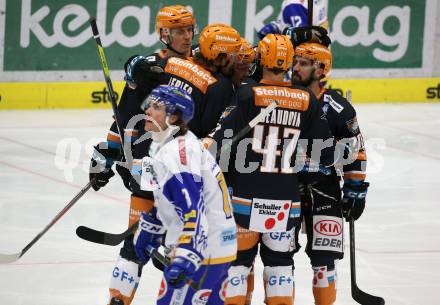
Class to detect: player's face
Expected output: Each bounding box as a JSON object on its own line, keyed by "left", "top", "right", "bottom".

{"left": 220, "top": 55, "right": 237, "bottom": 78}
{"left": 169, "top": 25, "right": 193, "bottom": 55}
{"left": 292, "top": 56, "right": 315, "bottom": 87}
{"left": 232, "top": 61, "right": 252, "bottom": 86}
{"left": 144, "top": 100, "right": 168, "bottom": 132}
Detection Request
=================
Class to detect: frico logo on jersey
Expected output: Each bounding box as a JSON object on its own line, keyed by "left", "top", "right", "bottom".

{"left": 312, "top": 216, "right": 343, "bottom": 252}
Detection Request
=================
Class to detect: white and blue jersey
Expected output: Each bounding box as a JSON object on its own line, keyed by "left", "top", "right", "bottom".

{"left": 140, "top": 131, "right": 237, "bottom": 265}
{"left": 259, "top": 0, "right": 328, "bottom": 36}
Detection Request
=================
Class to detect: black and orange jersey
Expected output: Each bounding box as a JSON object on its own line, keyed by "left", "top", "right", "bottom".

{"left": 157, "top": 56, "right": 235, "bottom": 138}
{"left": 105, "top": 51, "right": 235, "bottom": 166}
{"left": 211, "top": 79, "right": 335, "bottom": 232}
{"left": 318, "top": 88, "right": 367, "bottom": 183}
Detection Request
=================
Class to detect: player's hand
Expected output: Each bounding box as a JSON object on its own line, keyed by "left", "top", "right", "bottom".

{"left": 133, "top": 212, "right": 165, "bottom": 263}
{"left": 342, "top": 181, "right": 369, "bottom": 221}
{"left": 283, "top": 26, "right": 331, "bottom": 47}
{"left": 124, "top": 55, "right": 164, "bottom": 89}
{"left": 89, "top": 142, "right": 118, "bottom": 191}
{"left": 164, "top": 246, "right": 203, "bottom": 289}
{"left": 257, "top": 21, "right": 282, "bottom": 40}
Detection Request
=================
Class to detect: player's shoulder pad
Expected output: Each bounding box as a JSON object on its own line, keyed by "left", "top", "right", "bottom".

{"left": 124, "top": 52, "right": 161, "bottom": 69}
{"left": 322, "top": 88, "right": 356, "bottom": 115}
{"left": 157, "top": 134, "right": 203, "bottom": 175}
{"left": 259, "top": 83, "right": 315, "bottom": 112}
{"left": 236, "top": 81, "right": 256, "bottom": 99}
{"left": 164, "top": 57, "right": 218, "bottom": 93}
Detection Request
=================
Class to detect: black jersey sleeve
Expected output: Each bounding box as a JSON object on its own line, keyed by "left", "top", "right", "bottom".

{"left": 201, "top": 75, "right": 235, "bottom": 137}
{"left": 299, "top": 89, "right": 336, "bottom": 168}
{"left": 325, "top": 90, "right": 367, "bottom": 182}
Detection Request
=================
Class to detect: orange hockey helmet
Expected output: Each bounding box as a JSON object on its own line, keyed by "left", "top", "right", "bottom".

{"left": 238, "top": 38, "right": 256, "bottom": 64}
{"left": 294, "top": 42, "right": 332, "bottom": 76}
{"left": 155, "top": 5, "right": 197, "bottom": 34}
{"left": 258, "top": 34, "right": 294, "bottom": 71}
{"left": 198, "top": 24, "right": 242, "bottom": 60}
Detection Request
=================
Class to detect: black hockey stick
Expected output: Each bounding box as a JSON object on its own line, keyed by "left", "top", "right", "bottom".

{"left": 308, "top": 0, "right": 314, "bottom": 26}
{"left": 0, "top": 181, "right": 94, "bottom": 264}
{"left": 76, "top": 101, "right": 279, "bottom": 246}
{"left": 350, "top": 218, "right": 385, "bottom": 305}
{"left": 90, "top": 17, "right": 131, "bottom": 160}
{"left": 76, "top": 220, "right": 139, "bottom": 246}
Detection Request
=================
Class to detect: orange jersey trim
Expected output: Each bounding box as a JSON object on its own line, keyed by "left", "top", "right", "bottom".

{"left": 343, "top": 172, "right": 366, "bottom": 181}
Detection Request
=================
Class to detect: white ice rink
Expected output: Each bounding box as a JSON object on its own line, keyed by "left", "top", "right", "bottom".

{"left": 0, "top": 103, "right": 439, "bottom": 305}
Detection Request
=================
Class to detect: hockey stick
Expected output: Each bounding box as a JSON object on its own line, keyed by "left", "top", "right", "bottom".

{"left": 308, "top": 0, "right": 314, "bottom": 26}
{"left": 0, "top": 181, "right": 94, "bottom": 264}
{"left": 350, "top": 218, "right": 385, "bottom": 305}
{"left": 90, "top": 17, "right": 130, "bottom": 160}
{"left": 76, "top": 100, "right": 279, "bottom": 246}
{"left": 346, "top": 89, "right": 384, "bottom": 304}
{"left": 76, "top": 220, "right": 138, "bottom": 246}
{"left": 216, "top": 100, "right": 278, "bottom": 159}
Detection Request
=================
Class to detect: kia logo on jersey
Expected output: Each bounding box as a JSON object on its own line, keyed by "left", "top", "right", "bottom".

{"left": 314, "top": 219, "right": 342, "bottom": 236}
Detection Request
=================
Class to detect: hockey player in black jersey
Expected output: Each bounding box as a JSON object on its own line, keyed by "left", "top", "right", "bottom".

{"left": 210, "top": 33, "right": 336, "bottom": 305}
{"left": 291, "top": 42, "right": 369, "bottom": 305}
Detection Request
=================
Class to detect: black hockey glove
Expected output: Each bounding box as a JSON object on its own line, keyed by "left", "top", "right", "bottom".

{"left": 342, "top": 181, "right": 369, "bottom": 221}
{"left": 283, "top": 26, "right": 331, "bottom": 47}
{"left": 89, "top": 142, "right": 119, "bottom": 191}
{"left": 124, "top": 55, "right": 164, "bottom": 89}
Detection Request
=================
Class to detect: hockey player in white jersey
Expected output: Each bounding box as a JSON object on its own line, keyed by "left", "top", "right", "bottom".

{"left": 132, "top": 85, "right": 237, "bottom": 305}
{"left": 258, "top": 0, "right": 328, "bottom": 39}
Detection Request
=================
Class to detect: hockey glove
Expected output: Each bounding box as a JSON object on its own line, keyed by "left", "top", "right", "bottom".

{"left": 165, "top": 246, "right": 203, "bottom": 289}
{"left": 133, "top": 212, "right": 165, "bottom": 264}
{"left": 124, "top": 55, "right": 164, "bottom": 89}
{"left": 342, "top": 181, "right": 369, "bottom": 221}
{"left": 89, "top": 142, "right": 119, "bottom": 191}
{"left": 283, "top": 26, "right": 332, "bottom": 47}
{"left": 257, "top": 21, "right": 282, "bottom": 40}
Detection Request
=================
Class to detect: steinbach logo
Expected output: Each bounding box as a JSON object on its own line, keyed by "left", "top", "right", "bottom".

{"left": 91, "top": 87, "right": 119, "bottom": 103}
{"left": 215, "top": 34, "right": 237, "bottom": 42}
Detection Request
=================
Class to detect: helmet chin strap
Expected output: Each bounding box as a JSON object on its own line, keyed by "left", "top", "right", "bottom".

{"left": 160, "top": 29, "right": 189, "bottom": 57}
{"left": 151, "top": 116, "right": 179, "bottom": 143}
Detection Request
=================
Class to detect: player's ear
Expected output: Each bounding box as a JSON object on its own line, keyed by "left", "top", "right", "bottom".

{"left": 169, "top": 114, "right": 179, "bottom": 125}
{"left": 314, "top": 64, "right": 325, "bottom": 80}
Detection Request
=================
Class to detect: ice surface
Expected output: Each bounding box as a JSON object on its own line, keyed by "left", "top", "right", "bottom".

{"left": 0, "top": 104, "right": 439, "bottom": 305}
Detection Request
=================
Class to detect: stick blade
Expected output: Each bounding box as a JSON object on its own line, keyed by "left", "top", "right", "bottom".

{"left": 353, "top": 286, "right": 385, "bottom": 305}
{"left": 0, "top": 252, "right": 21, "bottom": 264}
{"left": 76, "top": 226, "right": 112, "bottom": 245}
{"left": 76, "top": 224, "right": 136, "bottom": 246}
